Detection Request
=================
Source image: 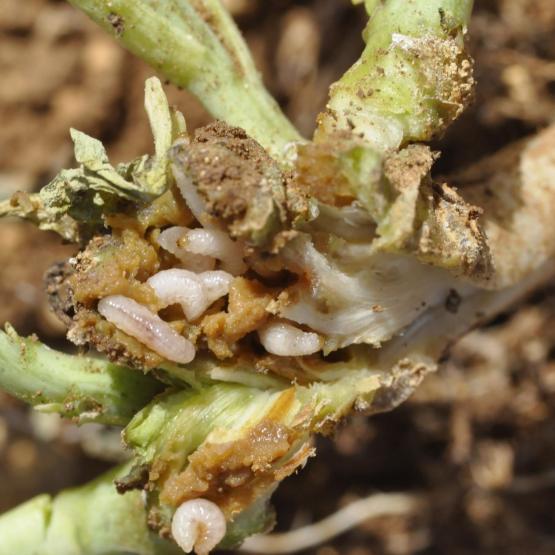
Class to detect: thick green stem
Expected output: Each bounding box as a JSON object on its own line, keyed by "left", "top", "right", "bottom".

{"left": 122, "top": 372, "right": 381, "bottom": 542}
{"left": 66, "top": 0, "right": 302, "bottom": 160}
{"left": 0, "top": 326, "right": 163, "bottom": 425}
{"left": 0, "top": 465, "right": 180, "bottom": 555}
{"left": 317, "top": 0, "right": 475, "bottom": 151}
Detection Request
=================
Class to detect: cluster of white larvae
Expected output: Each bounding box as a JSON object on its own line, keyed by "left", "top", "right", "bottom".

{"left": 97, "top": 163, "right": 323, "bottom": 364}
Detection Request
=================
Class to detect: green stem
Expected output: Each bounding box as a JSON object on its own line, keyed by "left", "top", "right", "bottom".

{"left": 0, "top": 326, "right": 163, "bottom": 425}
{"left": 317, "top": 0, "right": 475, "bottom": 151}
{"left": 66, "top": 0, "right": 302, "bottom": 160}
{"left": 0, "top": 465, "right": 180, "bottom": 555}
{"left": 122, "top": 372, "right": 381, "bottom": 542}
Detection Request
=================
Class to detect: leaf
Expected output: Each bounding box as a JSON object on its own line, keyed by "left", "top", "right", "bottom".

{"left": 1, "top": 77, "right": 178, "bottom": 242}
{"left": 0, "top": 191, "right": 79, "bottom": 242}
{"left": 145, "top": 76, "right": 174, "bottom": 161}
{"left": 70, "top": 129, "right": 148, "bottom": 198}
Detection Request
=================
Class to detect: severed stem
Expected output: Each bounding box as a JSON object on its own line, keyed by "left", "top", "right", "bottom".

{"left": 317, "top": 0, "right": 475, "bottom": 151}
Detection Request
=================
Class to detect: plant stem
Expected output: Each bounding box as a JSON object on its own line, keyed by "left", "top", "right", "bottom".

{"left": 317, "top": 0, "right": 475, "bottom": 151}
{"left": 66, "top": 0, "right": 302, "bottom": 161}
{"left": 0, "top": 326, "right": 163, "bottom": 425}
{"left": 0, "top": 465, "right": 180, "bottom": 555}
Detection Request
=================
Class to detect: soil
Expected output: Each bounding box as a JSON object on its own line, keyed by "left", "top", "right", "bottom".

{"left": 1, "top": 1, "right": 555, "bottom": 554}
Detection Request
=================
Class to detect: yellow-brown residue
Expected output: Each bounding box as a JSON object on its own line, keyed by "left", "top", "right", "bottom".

{"left": 106, "top": 187, "right": 194, "bottom": 236}
{"left": 56, "top": 185, "right": 208, "bottom": 369}
{"left": 159, "top": 418, "right": 313, "bottom": 517}
{"left": 69, "top": 229, "right": 160, "bottom": 311}
{"left": 69, "top": 309, "right": 165, "bottom": 369}
{"left": 201, "top": 277, "right": 274, "bottom": 359}
{"left": 62, "top": 228, "right": 174, "bottom": 369}
{"left": 293, "top": 141, "right": 355, "bottom": 206}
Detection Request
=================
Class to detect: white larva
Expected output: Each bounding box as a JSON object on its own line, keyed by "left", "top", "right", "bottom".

{"left": 157, "top": 227, "right": 216, "bottom": 273}
{"left": 147, "top": 269, "right": 206, "bottom": 321}
{"left": 97, "top": 295, "right": 195, "bottom": 364}
{"left": 147, "top": 269, "right": 233, "bottom": 321}
{"left": 158, "top": 226, "right": 246, "bottom": 275}
{"left": 258, "top": 319, "right": 323, "bottom": 357}
{"left": 197, "top": 271, "right": 235, "bottom": 306}
{"left": 182, "top": 228, "right": 247, "bottom": 275}
{"left": 171, "top": 499, "right": 226, "bottom": 555}
{"left": 172, "top": 162, "right": 208, "bottom": 226}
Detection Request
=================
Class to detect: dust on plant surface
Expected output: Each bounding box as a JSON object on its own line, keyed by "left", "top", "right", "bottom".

{"left": 1, "top": 1, "right": 555, "bottom": 554}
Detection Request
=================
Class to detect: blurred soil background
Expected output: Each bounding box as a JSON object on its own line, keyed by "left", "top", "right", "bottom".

{"left": 2, "top": 0, "right": 555, "bottom": 553}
